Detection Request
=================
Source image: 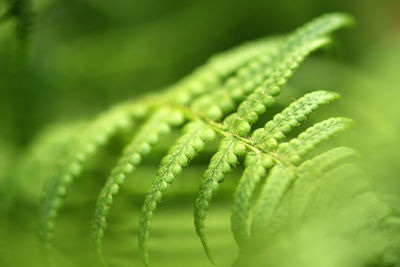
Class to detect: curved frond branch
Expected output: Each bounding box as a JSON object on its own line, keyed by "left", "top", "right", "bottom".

{"left": 91, "top": 108, "right": 183, "bottom": 262}
{"left": 277, "top": 117, "right": 354, "bottom": 165}
{"left": 193, "top": 136, "right": 245, "bottom": 263}
{"left": 251, "top": 163, "right": 296, "bottom": 236}
{"left": 138, "top": 121, "right": 216, "bottom": 266}
{"left": 192, "top": 13, "right": 352, "bottom": 123}
{"left": 315, "top": 163, "right": 370, "bottom": 201}
{"left": 231, "top": 152, "right": 274, "bottom": 245}
{"left": 39, "top": 102, "right": 148, "bottom": 254}
{"left": 287, "top": 147, "right": 359, "bottom": 220}
{"left": 299, "top": 146, "right": 359, "bottom": 175}
{"left": 223, "top": 37, "right": 330, "bottom": 136}
{"left": 223, "top": 13, "right": 352, "bottom": 136}
{"left": 252, "top": 90, "right": 340, "bottom": 148}
{"left": 189, "top": 43, "right": 280, "bottom": 120}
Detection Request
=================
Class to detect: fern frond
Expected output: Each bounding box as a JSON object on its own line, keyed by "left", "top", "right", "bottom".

{"left": 251, "top": 118, "right": 353, "bottom": 235}
{"left": 191, "top": 13, "right": 352, "bottom": 122}
{"left": 287, "top": 147, "right": 359, "bottom": 220}
{"left": 252, "top": 90, "right": 340, "bottom": 148}
{"left": 314, "top": 163, "right": 370, "bottom": 202}
{"left": 138, "top": 120, "right": 216, "bottom": 266}
{"left": 223, "top": 37, "right": 330, "bottom": 136}
{"left": 15, "top": 122, "right": 86, "bottom": 202}
{"left": 332, "top": 167, "right": 383, "bottom": 211}
{"left": 222, "top": 13, "right": 353, "bottom": 135}
{"left": 31, "top": 13, "right": 362, "bottom": 267}
{"left": 39, "top": 102, "right": 147, "bottom": 254}
{"left": 277, "top": 117, "right": 354, "bottom": 165}
{"left": 37, "top": 33, "right": 282, "bottom": 261}
{"left": 250, "top": 163, "right": 296, "bottom": 236}
{"left": 189, "top": 46, "right": 279, "bottom": 119}
{"left": 230, "top": 91, "right": 340, "bottom": 243}
{"left": 230, "top": 152, "right": 274, "bottom": 244}
{"left": 299, "top": 146, "right": 359, "bottom": 175}
{"left": 190, "top": 13, "right": 352, "bottom": 259}
{"left": 91, "top": 107, "right": 184, "bottom": 263}
{"left": 89, "top": 37, "right": 283, "bottom": 264}
{"left": 193, "top": 136, "right": 245, "bottom": 262}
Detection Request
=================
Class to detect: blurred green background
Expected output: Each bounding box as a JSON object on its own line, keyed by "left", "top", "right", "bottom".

{"left": 1, "top": 0, "right": 400, "bottom": 266}
{"left": 1, "top": 0, "right": 399, "bottom": 146}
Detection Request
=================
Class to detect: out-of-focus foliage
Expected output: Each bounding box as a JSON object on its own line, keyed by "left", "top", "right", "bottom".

{"left": 0, "top": 1, "right": 399, "bottom": 267}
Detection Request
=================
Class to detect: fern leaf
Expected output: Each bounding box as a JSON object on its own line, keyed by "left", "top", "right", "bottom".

{"left": 223, "top": 13, "right": 352, "bottom": 135}
{"left": 316, "top": 163, "right": 369, "bottom": 201}
{"left": 91, "top": 108, "right": 182, "bottom": 262}
{"left": 251, "top": 118, "right": 353, "bottom": 234}
{"left": 138, "top": 120, "right": 216, "bottom": 266}
{"left": 252, "top": 90, "right": 340, "bottom": 148}
{"left": 191, "top": 13, "right": 352, "bottom": 122}
{"left": 30, "top": 13, "right": 363, "bottom": 266}
{"left": 230, "top": 90, "right": 338, "bottom": 244}
{"left": 190, "top": 44, "right": 280, "bottom": 119}
{"left": 299, "top": 146, "right": 359, "bottom": 175}
{"left": 278, "top": 117, "right": 354, "bottom": 165}
{"left": 288, "top": 147, "right": 359, "bottom": 220}
{"left": 251, "top": 163, "right": 296, "bottom": 235}
{"left": 15, "top": 122, "right": 86, "bottom": 202}
{"left": 192, "top": 14, "right": 352, "bottom": 256}
{"left": 191, "top": 14, "right": 353, "bottom": 253}
{"left": 230, "top": 152, "right": 274, "bottom": 244}
{"left": 193, "top": 136, "right": 245, "bottom": 262}
{"left": 39, "top": 102, "right": 147, "bottom": 253}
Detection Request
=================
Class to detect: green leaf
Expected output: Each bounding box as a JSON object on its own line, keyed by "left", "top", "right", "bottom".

{"left": 231, "top": 152, "right": 274, "bottom": 245}
{"left": 193, "top": 136, "right": 245, "bottom": 262}
{"left": 138, "top": 121, "right": 216, "bottom": 266}
{"left": 39, "top": 101, "right": 147, "bottom": 254}
{"left": 277, "top": 117, "right": 354, "bottom": 165}
{"left": 251, "top": 163, "right": 296, "bottom": 236}
{"left": 223, "top": 13, "right": 352, "bottom": 135}
{"left": 91, "top": 108, "right": 181, "bottom": 263}
{"left": 252, "top": 90, "right": 340, "bottom": 148}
